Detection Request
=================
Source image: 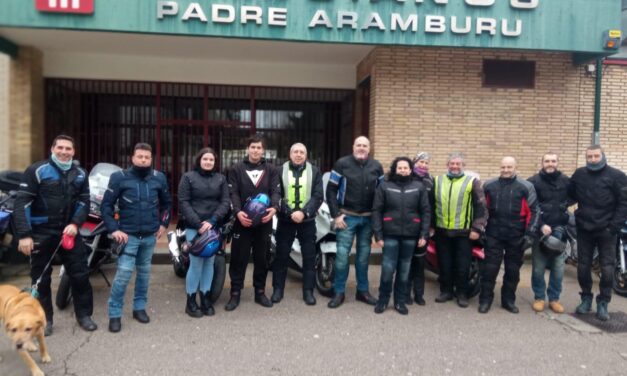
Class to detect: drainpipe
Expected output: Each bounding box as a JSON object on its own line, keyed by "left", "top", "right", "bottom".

{"left": 592, "top": 58, "right": 603, "bottom": 145}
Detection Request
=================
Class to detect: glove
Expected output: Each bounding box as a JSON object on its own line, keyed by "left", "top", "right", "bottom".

{"left": 520, "top": 235, "right": 534, "bottom": 251}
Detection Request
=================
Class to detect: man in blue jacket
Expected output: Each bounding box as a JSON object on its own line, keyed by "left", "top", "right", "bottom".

{"left": 101, "top": 143, "right": 172, "bottom": 333}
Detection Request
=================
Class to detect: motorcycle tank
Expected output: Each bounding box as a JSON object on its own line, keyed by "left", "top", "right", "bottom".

{"left": 88, "top": 163, "right": 123, "bottom": 214}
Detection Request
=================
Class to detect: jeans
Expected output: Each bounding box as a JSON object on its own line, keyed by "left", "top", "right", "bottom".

{"left": 577, "top": 228, "right": 617, "bottom": 303}
{"left": 273, "top": 220, "right": 317, "bottom": 291}
{"left": 185, "top": 229, "right": 215, "bottom": 295}
{"left": 108, "top": 234, "right": 156, "bottom": 319}
{"left": 531, "top": 240, "right": 565, "bottom": 301}
{"left": 334, "top": 215, "right": 373, "bottom": 294}
{"left": 378, "top": 236, "right": 416, "bottom": 305}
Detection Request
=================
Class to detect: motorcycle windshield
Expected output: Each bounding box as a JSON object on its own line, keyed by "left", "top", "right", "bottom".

{"left": 89, "top": 163, "right": 122, "bottom": 206}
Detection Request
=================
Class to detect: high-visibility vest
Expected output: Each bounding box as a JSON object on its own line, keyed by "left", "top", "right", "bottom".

{"left": 282, "top": 162, "right": 313, "bottom": 210}
{"left": 434, "top": 174, "right": 475, "bottom": 230}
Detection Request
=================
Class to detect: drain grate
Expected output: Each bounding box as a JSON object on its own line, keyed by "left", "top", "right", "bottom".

{"left": 570, "top": 311, "right": 627, "bottom": 333}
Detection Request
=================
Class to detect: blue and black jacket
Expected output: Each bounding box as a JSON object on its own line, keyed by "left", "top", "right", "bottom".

{"left": 14, "top": 159, "right": 89, "bottom": 238}
{"left": 101, "top": 167, "right": 172, "bottom": 236}
{"left": 326, "top": 155, "right": 383, "bottom": 218}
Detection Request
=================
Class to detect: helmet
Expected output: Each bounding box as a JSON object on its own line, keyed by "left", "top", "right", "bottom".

{"left": 540, "top": 226, "right": 567, "bottom": 255}
{"left": 243, "top": 193, "right": 270, "bottom": 227}
{"left": 188, "top": 228, "right": 221, "bottom": 258}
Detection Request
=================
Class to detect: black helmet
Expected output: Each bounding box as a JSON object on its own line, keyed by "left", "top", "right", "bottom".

{"left": 540, "top": 226, "right": 567, "bottom": 255}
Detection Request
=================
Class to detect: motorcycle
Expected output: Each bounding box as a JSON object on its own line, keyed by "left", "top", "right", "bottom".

{"left": 56, "top": 163, "right": 122, "bottom": 310}
{"left": 166, "top": 219, "right": 228, "bottom": 304}
{"left": 424, "top": 237, "right": 485, "bottom": 298}
{"left": 269, "top": 200, "right": 337, "bottom": 297}
{"left": 0, "top": 170, "right": 23, "bottom": 262}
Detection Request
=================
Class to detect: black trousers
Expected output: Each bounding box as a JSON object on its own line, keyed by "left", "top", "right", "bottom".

{"left": 30, "top": 232, "right": 93, "bottom": 322}
{"left": 436, "top": 233, "right": 472, "bottom": 297}
{"left": 480, "top": 236, "right": 524, "bottom": 305}
{"left": 272, "top": 220, "right": 317, "bottom": 291}
{"left": 407, "top": 250, "right": 426, "bottom": 299}
{"left": 577, "top": 228, "right": 617, "bottom": 303}
{"left": 229, "top": 221, "right": 272, "bottom": 294}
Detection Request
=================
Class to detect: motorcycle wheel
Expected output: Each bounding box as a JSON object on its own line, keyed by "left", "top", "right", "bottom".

{"left": 466, "top": 259, "right": 481, "bottom": 298}
{"left": 315, "top": 252, "right": 335, "bottom": 297}
{"left": 210, "top": 254, "right": 226, "bottom": 303}
{"left": 613, "top": 267, "right": 627, "bottom": 297}
{"left": 173, "top": 258, "right": 188, "bottom": 278}
{"left": 55, "top": 271, "right": 73, "bottom": 310}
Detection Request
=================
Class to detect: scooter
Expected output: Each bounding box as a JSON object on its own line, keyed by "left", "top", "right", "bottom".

{"left": 166, "top": 218, "right": 229, "bottom": 304}
{"left": 424, "top": 237, "right": 485, "bottom": 298}
{"left": 56, "top": 163, "right": 122, "bottom": 310}
{"left": 0, "top": 170, "right": 23, "bottom": 262}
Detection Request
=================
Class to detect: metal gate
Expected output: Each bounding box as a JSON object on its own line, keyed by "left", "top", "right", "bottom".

{"left": 45, "top": 79, "right": 355, "bottom": 214}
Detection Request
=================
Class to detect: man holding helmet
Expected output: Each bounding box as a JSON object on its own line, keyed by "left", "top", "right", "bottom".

{"left": 226, "top": 134, "right": 281, "bottom": 311}
{"left": 527, "top": 153, "right": 574, "bottom": 314}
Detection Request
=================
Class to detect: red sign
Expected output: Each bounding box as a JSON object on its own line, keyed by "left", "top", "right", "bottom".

{"left": 35, "top": 0, "right": 94, "bottom": 14}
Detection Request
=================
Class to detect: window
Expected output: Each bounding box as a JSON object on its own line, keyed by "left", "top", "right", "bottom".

{"left": 482, "top": 59, "right": 536, "bottom": 89}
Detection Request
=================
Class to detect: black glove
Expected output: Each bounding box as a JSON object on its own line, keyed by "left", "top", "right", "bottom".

{"left": 520, "top": 235, "right": 534, "bottom": 251}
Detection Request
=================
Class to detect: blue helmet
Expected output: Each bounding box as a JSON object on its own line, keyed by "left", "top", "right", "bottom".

{"left": 189, "top": 228, "right": 221, "bottom": 258}
{"left": 243, "top": 193, "right": 270, "bottom": 227}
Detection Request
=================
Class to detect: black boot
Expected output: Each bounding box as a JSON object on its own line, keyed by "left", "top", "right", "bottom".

{"left": 271, "top": 288, "right": 284, "bottom": 303}
{"left": 200, "top": 292, "right": 215, "bottom": 316}
{"left": 185, "top": 293, "right": 203, "bottom": 318}
{"left": 327, "top": 293, "right": 345, "bottom": 309}
{"left": 303, "top": 290, "right": 316, "bottom": 306}
{"left": 254, "top": 291, "right": 273, "bottom": 308}
{"left": 225, "top": 293, "right": 240, "bottom": 312}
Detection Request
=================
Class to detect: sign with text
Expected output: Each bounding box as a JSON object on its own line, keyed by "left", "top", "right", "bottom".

{"left": 35, "top": 0, "right": 94, "bottom": 14}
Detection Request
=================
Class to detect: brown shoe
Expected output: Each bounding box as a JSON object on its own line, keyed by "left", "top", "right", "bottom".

{"left": 532, "top": 300, "right": 545, "bottom": 312}
{"left": 549, "top": 301, "right": 565, "bottom": 314}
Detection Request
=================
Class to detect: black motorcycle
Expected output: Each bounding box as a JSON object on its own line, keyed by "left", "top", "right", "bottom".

{"left": 0, "top": 170, "right": 23, "bottom": 263}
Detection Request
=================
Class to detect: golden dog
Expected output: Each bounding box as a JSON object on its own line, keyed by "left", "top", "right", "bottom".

{"left": 0, "top": 284, "right": 51, "bottom": 376}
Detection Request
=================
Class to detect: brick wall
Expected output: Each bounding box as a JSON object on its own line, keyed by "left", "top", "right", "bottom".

{"left": 0, "top": 55, "right": 9, "bottom": 170}
{"left": 359, "top": 46, "right": 626, "bottom": 181}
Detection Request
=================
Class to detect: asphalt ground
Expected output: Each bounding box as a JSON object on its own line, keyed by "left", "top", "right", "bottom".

{"left": 2, "top": 259, "right": 627, "bottom": 376}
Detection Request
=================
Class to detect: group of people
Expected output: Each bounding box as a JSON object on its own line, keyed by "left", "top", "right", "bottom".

{"left": 13, "top": 134, "right": 627, "bottom": 336}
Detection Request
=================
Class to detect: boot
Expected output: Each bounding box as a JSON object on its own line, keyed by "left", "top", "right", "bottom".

{"left": 374, "top": 301, "right": 387, "bottom": 314}
{"left": 327, "top": 293, "right": 345, "bottom": 309}
{"left": 254, "top": 291, "right": 273, "bottom": 308}
{"left": 271, "top": 288, "right": 284, "bottom": 303}
{"left": 186, "top": 293, "right": 203, "bottom": 318}
{"left": 575, "top": 295, "right": 593, "bottom": 314}
{"left": 532, "top": 300, "right": 545, "bottom": 312}
{"left": 457, "top": 294, "right": 469, "bottom": 308}
{"left": 596, "top": 301, "right": 610, "bottom": 321}
{"left": 478, "top": 301, "right": 492, "bottom": 314}
{"left": 200, "top": 292, "right": 215, "bottom": 316}
{"left": 303, "top": 290, "right": 316, "bottom": 306}
{"left": 435, "top": 292, "right": 454, "bottom": 303}
{"left": 225, "top": 293, "right": 240, "bottom": 312}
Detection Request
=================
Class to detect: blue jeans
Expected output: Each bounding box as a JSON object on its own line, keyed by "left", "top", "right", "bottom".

{"left": 334, "top": 215, "right": 373, "bottom": 294}
{"left": 531, "top": 241, "right": 566, "bottom": 301}
{"left": 378, "top": 237, "right": 416, "bottom": 305}
{"left": 185, "top": 229, "right": 215, "bottom": 295}
{"left": 108, "top": 234, "right": 156, "bottom": 319}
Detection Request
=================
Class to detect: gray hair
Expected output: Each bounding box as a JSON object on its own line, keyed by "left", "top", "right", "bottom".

{"left": 290, "top": 143, "right": 307, "bottom": 154}
{"left": 447, "top": 152, "right": 466, "bottom": 164}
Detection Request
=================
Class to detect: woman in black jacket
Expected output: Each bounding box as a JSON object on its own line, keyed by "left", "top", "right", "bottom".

{"left": 178, "top": 147, "right": 230, "bottom": 318}
{"left": 372, "top": 157, "right": 431, "bottom": 315}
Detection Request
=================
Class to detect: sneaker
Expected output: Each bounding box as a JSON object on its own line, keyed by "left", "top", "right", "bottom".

{"left": 532, "top": 300, "right": 545, "bottom": 312}
{"left": 548, "top": 301, "right": 564, "bottom": 314}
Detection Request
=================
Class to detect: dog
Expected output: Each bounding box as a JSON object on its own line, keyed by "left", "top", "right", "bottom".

{"left": 0, "top": 284, "right": 51, "bottom": 376}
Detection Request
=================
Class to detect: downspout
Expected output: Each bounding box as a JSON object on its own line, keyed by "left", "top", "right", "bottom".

{"left": 592, "top": 58, "right": 603, "bottom": 145}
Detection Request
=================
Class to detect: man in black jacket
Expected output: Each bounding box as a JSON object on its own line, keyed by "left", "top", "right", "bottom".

{"left": 569, "top": 145, "right": 627, "bottom": 321}
{"left": 14, "top": 135, "right": 96, "bottom": 335}
{"left": 326, "top": 136, "right": 384, "bottom": 309}
{"left": 271, "top": 143, "right": 323, "bottom": 306}
{"left": 480, "top": 156, "right": 540, "bottom": 314}
{"left": 226, "top": 135, "right": 281, "bottom": 311}
{"left": 102, "top": 143, "right": 172, "bottom": 333}
{"left": 528, "top": 153, "right": 573, "bottom": 314}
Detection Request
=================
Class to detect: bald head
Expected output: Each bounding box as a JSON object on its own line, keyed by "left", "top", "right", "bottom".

{"left": 500, "top": 156, "right": 517, "bottom": 179}
{"left": 353, "top": 136, "right": 370, "bottom": 161}
{"left": 289, "top": 143, "right": 308, "bottom": 166}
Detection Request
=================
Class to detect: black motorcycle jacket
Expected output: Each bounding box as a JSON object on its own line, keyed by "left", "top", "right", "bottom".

{"left": 178, "top": 169, "right": 231, "bottom": 229}
{"left": 527, "top": 170, "right": 574, "bottom": 230}
{"left": 484, "top": 175, "right": 540, "bottom": 240}
{"left": 372, "top": 177, "right": 431, "bottom": 241}
{"left": 326, "top": 155, "right": 384, "bottom": 218}
{"left": 14, "top": 159, "right": 89, "bottom": 238}
{"left": 227, "top": 157, "right": 281, "bottom": 214}
{"left": 569, "top": 164, "right": 627, "bottom": 234}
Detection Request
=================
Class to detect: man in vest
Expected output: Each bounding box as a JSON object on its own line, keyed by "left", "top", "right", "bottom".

{"left": 433, "top": 152, "right": 488, "bottom": 308}
{"left": 271, "top": 143, "right": 324, "bottom": 305}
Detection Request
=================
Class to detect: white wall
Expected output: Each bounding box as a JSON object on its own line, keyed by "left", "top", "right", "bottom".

{"left": 44, "top": 51, "right": 359, "bottom": 89}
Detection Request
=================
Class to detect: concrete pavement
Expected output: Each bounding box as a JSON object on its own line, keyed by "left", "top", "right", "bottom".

{"left": 1, "top": 261, "right": 627, "bottom": 376}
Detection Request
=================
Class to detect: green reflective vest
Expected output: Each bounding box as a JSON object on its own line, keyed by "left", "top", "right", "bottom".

{"left": 282, "top": 161, "right": 313, "bottom": 210}
{"left": 434, "top": 174, "right": 475, "bottom": 230}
